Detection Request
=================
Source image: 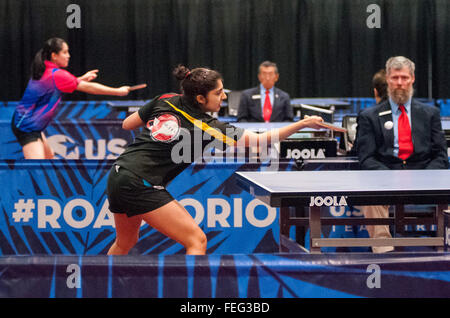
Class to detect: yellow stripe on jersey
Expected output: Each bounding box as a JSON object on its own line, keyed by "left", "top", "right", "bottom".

{"left": 164, "top": 100, "right": 236, "bottom": 147}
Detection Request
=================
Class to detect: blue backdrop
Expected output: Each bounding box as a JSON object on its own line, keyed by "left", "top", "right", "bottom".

{"left": 2, "top": 99, "right": 447, "bottom": 255}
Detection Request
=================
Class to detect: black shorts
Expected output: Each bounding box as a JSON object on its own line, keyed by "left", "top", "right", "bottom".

{"left": 11, "top": 116, "right": 43, "bottom": 147}
{"left": 107, "top": 164, "right": 174, "bottom": 217}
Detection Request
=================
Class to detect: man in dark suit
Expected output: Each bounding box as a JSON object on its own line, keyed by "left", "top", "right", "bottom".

{"left": 237, "top": 61, "right": 293, "bottom": 122}
{"left": 357, "top": 56, "right": 449, "bottom": 253}
{"left": 348, "top": 69, "right": 388, "bottom": 155}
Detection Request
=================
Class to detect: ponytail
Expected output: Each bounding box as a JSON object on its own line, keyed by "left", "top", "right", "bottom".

{"left": 31, "top": 49, "right": 46, "bottom": 80}
{"left": 30, "top": 37, "right": 66, "bottom": 80}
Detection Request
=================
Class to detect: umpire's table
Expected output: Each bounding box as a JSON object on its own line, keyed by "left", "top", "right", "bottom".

{"left": 236, "top": 170, "right": 450, "bottom": 253}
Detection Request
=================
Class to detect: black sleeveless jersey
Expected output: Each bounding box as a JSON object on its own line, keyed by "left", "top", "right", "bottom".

{"left": 114, "top": 94, "right": 244, "bottom": 187}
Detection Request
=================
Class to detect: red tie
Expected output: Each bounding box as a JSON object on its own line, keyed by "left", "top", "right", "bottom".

{"left": 263, "top": 89, "right": 272, "bottom": 122}
{"left": 398, "top": 104, "right": 413, "bottom": 160}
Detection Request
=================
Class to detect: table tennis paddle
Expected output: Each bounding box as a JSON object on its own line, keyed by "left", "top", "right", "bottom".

{"left": 129, "top": 83, "right": 147, "bottom": 91}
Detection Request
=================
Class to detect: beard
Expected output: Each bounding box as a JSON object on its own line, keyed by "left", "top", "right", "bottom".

{"left": 388, "top": 87, "right": 414, "bottom": 105}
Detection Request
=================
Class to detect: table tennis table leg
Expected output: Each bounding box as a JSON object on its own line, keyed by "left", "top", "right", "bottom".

{"left": 309, "top": 206, "right": 322, "bottom": 254}
{"left": 295, "top": 206, "right": 306, "bottom": 247}
{"left": 395, "top": 204, "right": 405, "bottom": 237}
{"left": 279, "top": 207, "right": 290, "bottom": 252}
{"left": 437, "top": 204, "right": 446, "bottom": 252}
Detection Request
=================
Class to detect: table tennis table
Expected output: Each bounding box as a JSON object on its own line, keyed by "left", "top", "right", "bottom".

{"left": 108, "top": 99, "right": 228, "bottom": 114}
{"left": 236, "top": 170, "right": 450, "bottom": 253}
{"left": 290, "top": 98, "right": 351, "bottom": 110}
{"left": 108, "top": 100, "right": 150, "bottom": 113}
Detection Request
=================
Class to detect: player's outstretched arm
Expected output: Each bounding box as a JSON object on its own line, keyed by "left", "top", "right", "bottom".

{"left": 237, "top": 115, "right": 323, "bottom": 147}
{"left": 76, "top": 81, "right": 130, "bottom": 96}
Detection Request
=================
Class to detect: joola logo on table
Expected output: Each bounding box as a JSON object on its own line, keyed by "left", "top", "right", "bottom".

{"left": 285, "top": 148, "right": 326, "bottom": 159}
{"left": 309, "top": 196, "right": 348, "bottom": 207}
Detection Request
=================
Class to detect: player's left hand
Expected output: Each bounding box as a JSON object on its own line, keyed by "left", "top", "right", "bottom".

{"left": 79, "top": 69, "right": 99, "bottom": 82}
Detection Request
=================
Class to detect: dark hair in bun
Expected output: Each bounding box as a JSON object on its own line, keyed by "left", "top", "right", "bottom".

{"left": 173, "top": 64, "right": 222, "bottom": 106}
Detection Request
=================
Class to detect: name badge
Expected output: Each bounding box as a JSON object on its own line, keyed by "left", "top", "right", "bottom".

{"left": 252, "top": 95, "right": 261, "bottom": 100}
{"left": 378, "top": 110, "right": 392, "bottom": 116}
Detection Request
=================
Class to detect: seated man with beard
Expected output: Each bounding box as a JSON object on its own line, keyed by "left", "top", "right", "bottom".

{"left": 357, "top": 56, "right": 448, "bottom": 253}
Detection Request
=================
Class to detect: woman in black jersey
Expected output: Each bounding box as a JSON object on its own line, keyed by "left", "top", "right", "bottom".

{"left": 107, "top": 65, "right": 324, "bottom": 255}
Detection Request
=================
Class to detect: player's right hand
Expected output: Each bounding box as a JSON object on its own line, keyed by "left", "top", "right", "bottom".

{"left": 117, "top": 86, "right": 131, "bottom": 96}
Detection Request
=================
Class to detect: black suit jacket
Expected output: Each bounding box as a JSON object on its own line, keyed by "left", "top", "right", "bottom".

{"left": 357, "top": 99, "right": 448, "bottom": 170}
{"left": 237, "top": 86, "right": 293, "bottom": 122}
